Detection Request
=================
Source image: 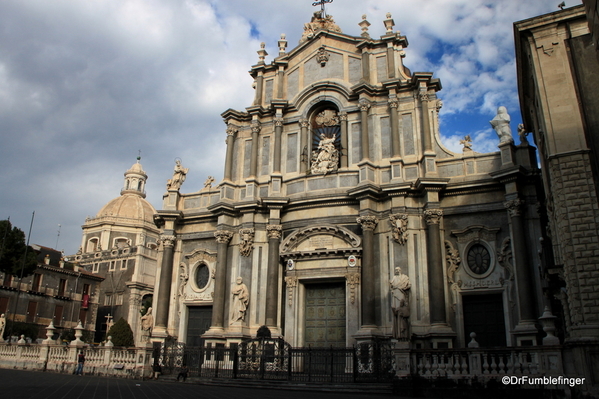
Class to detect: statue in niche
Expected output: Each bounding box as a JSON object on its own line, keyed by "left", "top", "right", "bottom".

{"left": 390, "top": 267, "right": 411, "bottom": 340}
{"left": 231, "top": 277, "right": 249, "bottom": 322}
{"left": 489, "top": 106, "right": 514, "bottom": 144}
{"left": 167, "top": 159, "right": 189, "bottom": 190}
{"left": 140, "top": 307, "right": 153, "bottom": 341}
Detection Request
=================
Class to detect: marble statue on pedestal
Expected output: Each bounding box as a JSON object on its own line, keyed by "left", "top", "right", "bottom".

{"left": 490, "top": 106, "right": 514, "bottom": 144}
{"left": 231, "top": 277, "right": 249, "bottom": 322}
{"left": 141, "top": 307, "right": 153, "bottom": 341}
{"left": 390, "top": 267, "right": 411, "bottom": 340}
{"left": 167, "top": 159, "right": 189, "bottom": 190}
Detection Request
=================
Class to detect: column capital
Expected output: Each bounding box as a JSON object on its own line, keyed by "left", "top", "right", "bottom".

{"left": 226, "top": 124, "right": 238, "bottom": 136}
{"left": 214, "top": 230, "right": 234, "bottom": 244}
{"left": 418, "top": 90, "right": 430, "bottom": 102}
{"left": 338, "top": 112, "right": 348, "bottom": 121}
{"left": 359, "top": 99, "right": 371, "bottom": 112}
{"left": 251, "top": 120, "right": 261, "bottom": 134}
{"left": 388, "top": 98, "right": 399, "bottom": 109}
{"left": 266, "top": 224, "right": 283, "bottom": 239}
{"left": 423, "top": 209, "right": 443, "bottom": 225}
{"left": 274, "top": 117, "right": 284, "bottom": 127}
{"left": 357, "top": 215, "right": 378, "bottom": 231}
{"left": 160, "top": 235, "right": 176, "bottom": 248}
{"left": 504, "top": 198, "right": 525, "bottom": 217}
{"left": 299, "top": 118, "right": 309, "bottom": 128}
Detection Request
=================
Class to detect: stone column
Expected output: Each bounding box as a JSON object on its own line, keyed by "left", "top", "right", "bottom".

{"left": 505, "top": 198, "right": 536, "bottom": 323}
{"left": 299, "top": 119, "right": 309, "bottom": 173}
{"left": 339, "top": 112, "right": 348, "bottom": 168}
{"left": 424, "top": 209, "right": 446, "bottom": 325}
{"left": 211, "top": 230, "right": 233, "bottom": 329}
{"left": 420, "top": 91, "right": 433, "bottom": 153}
{"left": 359, "top": 100, "right": 371, "bottom": 162}
{"left": 155, "top": 235, "right": 176, "bottom": 330}
{"left": 273, "top": 117, "right": 283, "bottom": 174}
{"left": 265, "top": 224, "right": 282, "bottom": 327}
{"left": 249, "top": 121, "right": 261, "bottom": 178}
{"left": 357, "top": 215, "right": 378, "bottom": 327}
{"left": 223, "top": 124, "right": 238, "bottom": 181}
{"left": 389, "top": 98, "right": 400, "bottom": 158}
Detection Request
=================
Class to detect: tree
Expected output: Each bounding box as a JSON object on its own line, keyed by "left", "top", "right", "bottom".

{"left": 0, "top": 220, "right": 37, "bottom": 277}
{"left": 107, "top": 317, "right": 134, "bottom": 347}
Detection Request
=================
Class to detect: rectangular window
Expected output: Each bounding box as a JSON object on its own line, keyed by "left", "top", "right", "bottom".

{"left": 0, "top": 296, "right": 8, "bottom": 314}
{"left": 2, "top": 274, "right": 13, "bottom": 288}
{"left": 92, "top": 263, "right": 99, "bottom": 273}
{"left": 31, "top": 274, "right": 42, "bottom": 292}
{"left": 54, "top": 305, "right": 64, "bottom": 326}
{"left": 58, "top": 279, "right": 66, "bottom": 297}
{"left": 120, "top": 259, "right": 127, "bottom": 270}
{"left": 104, "top": 295, "right": 112, "bottom": 306}
{"left": 116, "top": 293, "right": 123, "bottom": 306}
{"left": 27, "top": 301, "right": 37, "bottom": 323}
{"left": 109, "top": 261, "right": 116, "bottom": 271}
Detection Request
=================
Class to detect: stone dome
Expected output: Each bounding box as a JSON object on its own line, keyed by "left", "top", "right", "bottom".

{"left": 96, "top": 193, "right": 156, "bottom": 224}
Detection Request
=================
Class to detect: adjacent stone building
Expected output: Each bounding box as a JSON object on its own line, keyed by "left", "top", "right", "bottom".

{"left": 72, "top": 158, "right": 160, "bottom": 344}
{"left": 515, "top": 3, "right": 599, "bottom": 388}
{"left": 0, "top": 245, "right": 103, "bottom": 341}
{"left": 151, "top": 11, "right": 546, "bottom": 350}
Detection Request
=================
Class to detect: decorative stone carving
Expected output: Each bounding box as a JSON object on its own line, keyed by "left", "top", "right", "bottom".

{"left": 299, "top": 118, "right": 309, "bottom": 128}
{"left": 316, "top": 46, "right": 329, "bottom": 67}
{"left": 504, "top": 198, "right": 524, "bottom": 217}
{"left": 383, "top": 12, "right": 395, "bottom": 34}
{"left": 518, "top": 123, "right": 529, "bottom": 144}
{"left": 497, "top": 237, "right": 514, "bottom": 280}
{"left": 178, "top": 263, "right": 188, "bottom": 298}
{"left": 278, "top": 33, "right": 287, "bottom": 55}
{"left": 160, "top": 235, "right": 176, "bottom": 248}
{"left": 231, "top": 277, "right": 249, "bottom": 322}
{"left": 460, "top": 135, "right": 473, "bottom": 151}
{"left": 266, "top": 224, "right": 282, "bottom": 240}
{"left": 389, "top": 214, "right": 409, "bottom": 245}
{"left": 418, "top": 90, "right": 429, "bottom": 102}
{"left": 274, "top": 117, "right": 284, "bottom": 127}
{"left": 203, "top": 176, "right": 214, "bottom": 188}
{"left": 166, "top": 159, "right": 188, "bottom": 191}
{"left": 314, "top": 110, "right": 339, "bottom": 127}
{"left": 214, "top": 230, "right": 233, "bottom": 244}
{"left": 338, "top": 112, "right": 348, "bottom": 121}
{"left": 285, "top": 276, "right": 297, "bottom": 306}
{"left": 357, "top": 215, "right": 378, "bottom": 231}
{"left": 311, "top": 133, "right": 339, "bottom": 175}
{"left": 257, "top": 42, "right": 267, "bottom": 64}
{"left": 388, "top": 98, "right": 399, "bottom": 109}
{"left": 390, "top": 267, "right": 411, "bottom": 340}
{"left": 226, "top": 124, "right": 238, "bottom": 137}
{"left": 300, "top": 11, "right": 342, "bottom": 43}
{"left": 238, "top": 228, "right": 255, "bottom": 257}
{"left": 423, "top": 209, "right": 443, "bottom": 225}
{"left": 358, "top": 99, "right": 371, "bottom": 113}
{"left": 490, "top": 106, "right": 514, "bottom": 144}
{"left": 346, "top": 273, "right": 360, "bottom": 304}
{"left": 0, "top": 313, "right": 5, "bottom": 342}
{"left": 359, "top": 14, "right": 371, "bottom": 38}
{"left": 445, "top": 241, "right": 461, "bottom": 285}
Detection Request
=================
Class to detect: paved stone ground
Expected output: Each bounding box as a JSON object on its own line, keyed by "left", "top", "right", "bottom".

{"left": 0, "top": 369, "right": 397, "bottom": 399}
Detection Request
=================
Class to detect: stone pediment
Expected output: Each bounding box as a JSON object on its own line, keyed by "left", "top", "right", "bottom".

{"left": 280, "top": 224, "right": 361, "bottom": 259}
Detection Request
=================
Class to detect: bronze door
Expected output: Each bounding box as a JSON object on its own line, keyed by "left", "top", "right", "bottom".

{"left": 305, "top": 283, "right": 346, "bottom": 347}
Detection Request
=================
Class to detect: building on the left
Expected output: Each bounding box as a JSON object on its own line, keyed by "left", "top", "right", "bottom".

{"left": 0, "top": 244, "right": 103, "bottom": 342}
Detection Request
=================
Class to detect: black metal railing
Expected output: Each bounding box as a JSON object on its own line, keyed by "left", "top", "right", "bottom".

{"left": 156, "top": 338, "right": 395, "bottom": 383}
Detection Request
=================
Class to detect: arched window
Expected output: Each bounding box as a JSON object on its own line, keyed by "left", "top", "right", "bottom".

{"left": 87, "top": 238, "right": 99, "bottom": 253}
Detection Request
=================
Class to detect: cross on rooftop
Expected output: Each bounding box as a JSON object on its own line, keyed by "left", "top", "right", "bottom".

{"left": 312, "top": 0, "right": 333, "bottom": 17}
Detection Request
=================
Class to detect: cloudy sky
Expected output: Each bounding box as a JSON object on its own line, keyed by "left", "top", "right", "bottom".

{"left": 0, "top": 0, "right": 581, "bottom": 255}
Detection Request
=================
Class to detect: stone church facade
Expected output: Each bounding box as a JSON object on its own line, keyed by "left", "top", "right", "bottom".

{"left": 151, "top": 11, "right": 546, "bottom": 350}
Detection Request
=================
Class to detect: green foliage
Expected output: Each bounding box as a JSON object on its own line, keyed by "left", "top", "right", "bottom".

{"left": 106, "top": 317, "right": 134, "bottom": 347}
{"left": 0, "top": 220, "right": 38, "bottom": 277}
{"left": 3, "top": 320, "right": 39, "bottom": 341}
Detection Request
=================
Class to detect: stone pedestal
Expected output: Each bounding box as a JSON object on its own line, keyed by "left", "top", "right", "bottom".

{"left": 393, "top": 340, "right": 411, "bottom": 377}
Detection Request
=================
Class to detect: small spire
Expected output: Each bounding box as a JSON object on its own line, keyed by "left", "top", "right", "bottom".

{"left": 359, "top": 15, "right": 371, "bottom": 39}
{"left": 278, "top": 34, "right": 288, "bottom": 56}
{"left": 257, "top": 42, "right": 268, "bottom": 64}
{"left": 383, "top": 12, "right": 395, "bottom": 34}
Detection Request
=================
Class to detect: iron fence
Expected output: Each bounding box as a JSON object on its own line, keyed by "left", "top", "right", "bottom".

{"left": 156, "top": 338, "right": 395, "bottom": 383}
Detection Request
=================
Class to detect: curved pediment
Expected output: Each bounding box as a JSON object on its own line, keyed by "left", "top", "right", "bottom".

{"left": 280, "top": 224, "right": 361, "bottom": 256}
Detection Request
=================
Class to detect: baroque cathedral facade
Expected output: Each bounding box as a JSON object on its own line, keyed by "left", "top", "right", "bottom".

{"left": 149, "top": 10, "right": 546, "bottom": 350}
